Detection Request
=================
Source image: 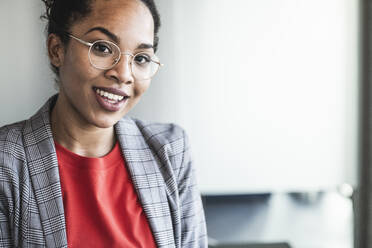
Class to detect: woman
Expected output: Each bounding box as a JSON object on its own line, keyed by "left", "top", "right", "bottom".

{"left": 0, "top": 0, "right": 207, "bottom": 247}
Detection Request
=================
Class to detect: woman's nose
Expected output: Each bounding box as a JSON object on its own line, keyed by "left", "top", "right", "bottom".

{"left": 106, "top": 54, "right": 134, "bottom": 84}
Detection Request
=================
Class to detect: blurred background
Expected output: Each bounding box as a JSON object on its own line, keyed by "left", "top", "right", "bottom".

{"left": 0, "top": 0, "right": 364, "bottom": 247}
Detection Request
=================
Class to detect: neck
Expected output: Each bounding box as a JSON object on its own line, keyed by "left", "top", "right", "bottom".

{"left": 51, "top": 95, "right": 116, "bottom": 158}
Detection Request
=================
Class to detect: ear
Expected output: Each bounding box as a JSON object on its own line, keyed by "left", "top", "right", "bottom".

{"left": 47, "top": 34, "right": 65, "bottom": 68}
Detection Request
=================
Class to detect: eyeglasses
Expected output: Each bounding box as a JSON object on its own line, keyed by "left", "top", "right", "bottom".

{"left": 68, "top": 33, "right": 163, "bottom": 80}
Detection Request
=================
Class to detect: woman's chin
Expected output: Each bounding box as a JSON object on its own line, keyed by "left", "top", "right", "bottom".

{"left": 92, "top": 117, "right": 121, "bottom": 129}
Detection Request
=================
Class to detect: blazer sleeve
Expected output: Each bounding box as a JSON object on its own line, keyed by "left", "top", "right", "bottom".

{"left": 177, "top": 130, "right": 208, "bottom": 247}
{"left": 0, "top": 190, "right": 12, "bottom": 247}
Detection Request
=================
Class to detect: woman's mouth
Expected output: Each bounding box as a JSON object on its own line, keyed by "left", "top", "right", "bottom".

{"left": 93, "top": 87, "right": 129, "bottom": 112}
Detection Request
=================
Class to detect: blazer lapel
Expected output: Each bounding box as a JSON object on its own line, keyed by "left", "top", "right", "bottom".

{"left": 115, "top": 118, "right": 175, "bottom": 248}
{"left": 23, "top": 96, "right": 67, "bottom": 247}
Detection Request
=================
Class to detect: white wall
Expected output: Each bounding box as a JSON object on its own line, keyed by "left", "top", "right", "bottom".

{"left": 0, "top": 0, "right": 56, "bottom": 127}
{"left": 133, "top": 0, "right": 360, "bottom": 194}
{"left": 0, "top": 0, "right": 359, "bottom": 194}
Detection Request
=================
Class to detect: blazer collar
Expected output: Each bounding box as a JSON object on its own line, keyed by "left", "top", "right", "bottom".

{"left": 115, "top": 119, "right": 175, "bottom": 247}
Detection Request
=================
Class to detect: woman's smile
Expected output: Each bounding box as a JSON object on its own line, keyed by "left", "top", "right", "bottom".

{"left": 93, "top": 86, "right": 130, "bottom": 112}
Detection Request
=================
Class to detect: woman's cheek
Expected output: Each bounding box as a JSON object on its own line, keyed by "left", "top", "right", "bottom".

{"left": 136, "top": 80, "right": 151, "bottom": 95}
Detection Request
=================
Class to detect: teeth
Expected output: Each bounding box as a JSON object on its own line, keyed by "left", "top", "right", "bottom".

{"left": 95, "top": 88, "right": 125, "bottom": 102}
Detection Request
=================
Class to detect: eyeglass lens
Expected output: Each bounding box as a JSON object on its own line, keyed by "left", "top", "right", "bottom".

{"left": 88, "top": 40, "right": 159, "bottom": 80}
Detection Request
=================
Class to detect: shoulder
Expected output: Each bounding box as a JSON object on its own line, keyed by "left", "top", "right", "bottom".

{"left": 0, "top": 95, "right": 55, "bottom": 163}
{"left": 0, "top": 120, "right": 25, "bottom": 137}
{"left": 116, "top": 117, "right": 191, "bottom": 178}
{"left": 135, "top": 119, "right": 189, "bottom": 162}
{"left": 0, "top": 121, "right": 29, "bottom": 187}
{"left": 0, "top": 121, "right": 27, "bottom": 164}
{"left": 136, "top": 119, "right": 186, "bottom": 147}
{"left": 0, "top": 121, "right": 28, "bottom": 204}
{"left": 118, "top": 117, "right": 188, "bottom": 153}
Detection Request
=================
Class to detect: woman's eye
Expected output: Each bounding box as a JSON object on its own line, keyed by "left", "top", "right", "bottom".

{"left": 92, "top": 42, "right": 113, "bottom": 55}
{"left": 134, "top": 54, "right": 151, "bottom": 65}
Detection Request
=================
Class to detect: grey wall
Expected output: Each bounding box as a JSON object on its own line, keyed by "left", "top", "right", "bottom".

{"left": 132, "top": 0, "right": 360, "bottom": 194}
{"left": 0, "top": 0, "right": 56, "bottom": 127}
{"left": 0, "top": 0, "right": 360, "bottom": 195}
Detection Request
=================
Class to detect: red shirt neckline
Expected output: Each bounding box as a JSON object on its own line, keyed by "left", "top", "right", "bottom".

{"left": 54, "top": 141, "right": 122, "bottom": 171}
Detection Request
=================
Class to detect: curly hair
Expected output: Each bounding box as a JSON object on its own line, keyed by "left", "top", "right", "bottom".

{"left": 41, "top": 0, "right": 161, "bottom": 78}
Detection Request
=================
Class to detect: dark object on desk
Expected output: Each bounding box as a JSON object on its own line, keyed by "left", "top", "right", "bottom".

{"left": 203, "top": 193, "right": 272, "bottom": 205}
{"left": 209, "top": 242, "right": 291, "bottom": 248}
{"left": 202, "top": 193, "right": 272, "bottom": 243}
{"left": 288, "top": 191, "right": 324, "bottom": 204}
{"left": 203, "top": 192, "right": 352, "bottom": 247}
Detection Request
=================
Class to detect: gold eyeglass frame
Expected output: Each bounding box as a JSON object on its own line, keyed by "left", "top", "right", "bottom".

{"left": 68, "top": 33, "right": 163, "bottom": 80}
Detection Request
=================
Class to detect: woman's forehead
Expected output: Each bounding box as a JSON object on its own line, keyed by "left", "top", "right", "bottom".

{"left": 72, "top": 0, "right": 154, "bottom": 45}
{"left": 89, "top": 0, "right": 152, "bottom": 23}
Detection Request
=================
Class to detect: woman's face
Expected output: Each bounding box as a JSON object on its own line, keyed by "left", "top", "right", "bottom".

{"left": 53, "top": 0, "right": 155, "bottom": 129}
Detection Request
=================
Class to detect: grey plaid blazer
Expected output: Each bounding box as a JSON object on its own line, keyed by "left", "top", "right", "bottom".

{"left": 0, "top": 95, "right": 207, "bottom": 248}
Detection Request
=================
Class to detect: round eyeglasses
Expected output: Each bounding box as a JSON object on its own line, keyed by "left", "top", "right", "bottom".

{"left": 68, "top": 33, "right": 163, "bottom": 80}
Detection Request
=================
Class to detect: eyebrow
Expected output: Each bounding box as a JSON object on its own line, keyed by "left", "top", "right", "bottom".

{"left": 85, "top": 26, "right": 154, "bottom": 50}
{"left": 137, "top": 43, "right": 154, "bottom": 50}
{"left": 85, "top": 27, "right": 120, "bottom": 43}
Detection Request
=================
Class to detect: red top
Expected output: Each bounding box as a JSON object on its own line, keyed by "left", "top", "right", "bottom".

{"left": 55, "top": 141, "right": 157, "bottom": 248}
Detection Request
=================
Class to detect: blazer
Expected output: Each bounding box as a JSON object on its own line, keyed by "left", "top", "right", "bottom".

{"left": 0, "top": 95, "right": 207, "bottom": 248}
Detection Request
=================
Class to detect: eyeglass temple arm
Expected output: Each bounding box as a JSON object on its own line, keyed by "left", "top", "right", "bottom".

{"left": 68, "top": 34, "right": 93, "bottom": 47}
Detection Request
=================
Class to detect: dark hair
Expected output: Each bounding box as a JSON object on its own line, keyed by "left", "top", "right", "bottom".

{"left": 41, "top": 0, "right": 161, "bottom": 77}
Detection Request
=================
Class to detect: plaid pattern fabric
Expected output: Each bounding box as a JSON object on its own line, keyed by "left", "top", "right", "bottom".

{"left": 0, "top": 95, "right": 207, "bottom": 248}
